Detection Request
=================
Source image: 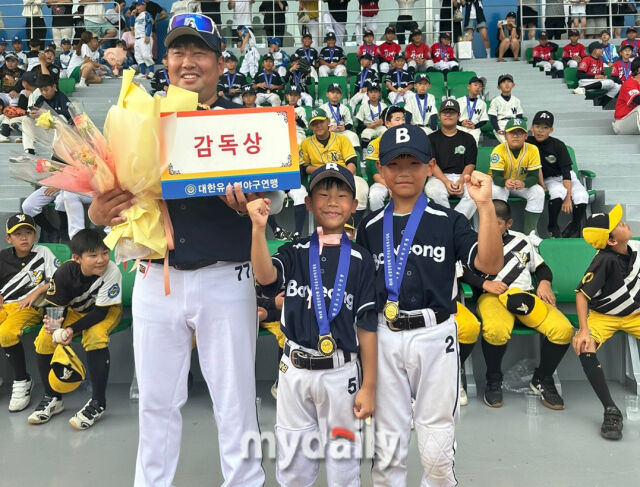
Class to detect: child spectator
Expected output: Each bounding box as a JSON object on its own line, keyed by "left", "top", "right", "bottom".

{"left": 457, "top": 76, "right": 488, "bottom": 144}
{"left": 600, "top": 30, "right": 618, "bottom": 66}
{"left": 385, "top": 53, "right": 413, "bottom": 105}
{"left": 0, "top": 39, "right": 7, "bottom": 68}
{"left": 67, "top": 32, "right": 105, "bottom": 88}
{"left": 376, "top": 26, "right": 401, "bottom": 74}
{"left": 294, "top": 33, "right": 319, "bottom": 80}
{"left": 283, "top": 54, "right": 313, "bottom": 106}
{"left": 11, "top": 37, "right": 28, "bottom": 70}
{"left": 150, "top": 55, "right": 170, "bottom": 94}
{"left": 31, "top": 50, "right": 61, "bottom": 85}
{"left": 405, "top": 28, "right": 433, "bottom": 75}
{"left": 268, "top": 37, "right": 289, "bottom": 77}
{"left": 133, "top": 0, "right": 155, "bottom": 79}
{"left": 488, "top": 73, "right": 524, "bottom": 143}
{"left": 241, "top": 85, "right": 258, "bottom": 108}
{"left": 562, "top": 29, "right": 586, "bottom": 68}
{"left": 573, "top": 42, "right": 621, "bottom": 107}
{"left": 217, "top": 54, "right": 246, "bottom": 104}
{"left": 532, "top": 31, "right": 563, "bottom": 77}
{"left": 357, "top": 29, "right": 378, "bottom": 70}
{"left": 237, "top": 25, "right": 259, "bottom": 78}
{"left": 355, "top": 80, "right": 387, "bottom": 148}
{"left": 25, "top": 39, "right": 43, "bottom": 72}
{"left": 28, "top": 229, "right": 122, "bottom": 430}
{"left": 612, "top": 44, "right": 634, "bottom": 85}
{"left": 59, "top": 39, "right": 73, "bottom": 78}
{"left": 404, "top": 73, "right": 438, "bottom": 133}
{"left": 349, "top": 52, "right": 378, "bottom": 111}
{"left": 570, "top": 0, "right": 587, "bottom": 38}
{"left": 356, "top": 0, "right": 379, "bottom": 45}
{"left": 431, "top": 33, "right": 459, "bottom": 75}
{"left": 0, "top": 214, "right": 59, "bottom": 412}
{"left": 318, "top": 32, "right": 347, "bottom": 77}
{"left": 489, "top": 118, "right": 545, "bottom": 234}
{"left": 621, "top": 27, "right": 639, "bottom": 59}
{"left": 252, "top": 53, "right": 284, "bottom": 106}
{"left": 319, "top": 83, "right": 361, "bottom": 152}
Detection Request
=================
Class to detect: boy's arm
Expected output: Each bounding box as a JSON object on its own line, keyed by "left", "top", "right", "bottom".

{"left": 573, "top": 292, "right": 592, "bottom": 354}
{"left": 524, "top": 168, "right": 541, "bottom": 188}
{"left": 354, "top": 327, "right": 377, "bottom": 419}
{"left": 247, "top": 198, "right": 279, "bottom": 286}
{"left": 63, "top": 305, "right": 114, "bottom": 338}
{"left": 18, "top": 283, "right": 50, "bottom": 310}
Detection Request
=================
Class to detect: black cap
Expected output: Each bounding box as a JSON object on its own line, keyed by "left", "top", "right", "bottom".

{"left": 568, "top": 29, "right": 580, "bottom": 37}
{"left": 385, "top": 26, "right": 395, "bottom": 34}
{"left": 532, "top": 110, "right": 554, "bottom": 127}
{"left": 326, "top": 82, "right": 342, "bottom": 93}
{"left": 588, "top": 41, "right": 604, "bottom": 52}
{"left": 225, "top": 53, "right": 238, "bottom": 61}
{"left": 364, "top": 29, "right": 374, "bottom": 37}
{"left": 4, "top": 53, "right": 19, "bottom": 62}
{"left": 308, "top": 164, "right": 356, "bottom": 195}
{"left": 415, "top": 73, "right": 430, "bottom": 83}
{"left": 620, "top": 43, "right": 634, "bottom": 52}
{"left": 262, "top": 52, "right": 274, "bottom": 61}
{"left": 325, "top": 32, "right": 337, "bottom": 41}
{"left": 289, "top": 53, "right": 299, "bottom": 61}
{"left": 302, "top": 32, "right": 312, "bottom": 39}
{"left": 439, "top": 98, "right": 460, "bottom": 113}
{"left": 440, "top": 32, "right": 452, "bottom": 39}
{"left": 242, "top": 85, "right": 256, "bottom": 95}
{"left": 19, "top": 71, "right": 44, "bottom": 87}
{"left": 506, "top": 10, "right": 517, "bottom": 17}
{"left": 468, "top": 75, "right": 484, "bottom": 85}
{"left": 631, "top": 57, "right": 640, "bottom": 76}
{"left": 359, "top": 52, "right": 372, "bottom": 61}
{"left": 164, "top": 14, "right": 221, "bottom": 53}
{"left": 6, "top": 214, "right": 36, "bottom": 234}
{"left": 498, "top": 73, "right": 514, "bottom": 84}
{"left": 366, "top": 80, "right": 381, "bottom": 91}
{"left": 410, "top": 28, "right": 422, "bottom": 39}
{"left": 600, "top": 29, "right": 611, "bottom": 36}
{"left": 393, "top": 53, "right": 406, "bottom": 60}
{"left": 379, "top": 124, "right": 432, "bottom": 166}
{"left": 539, "top": 31, "right": 548, "bottom": 39}
{"left": 628, "top": 26, "right": 637, "bottom": 33}
{"left": 286, "top": 86, "right": 301, "bottom": 95}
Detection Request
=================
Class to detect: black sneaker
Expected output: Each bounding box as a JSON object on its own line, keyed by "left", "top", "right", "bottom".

{"left": 273, "top": 228, "right": 291, "bottom": 240}
{"left": 601, "top": 406, "right": 623, "bottom": 440}
{"left": 530, "top": 376, "right": 564, "bottom": 410}
{"left": 484, "top": 375, "right": 504, "bottom": 408}
{"left": 548, "top": 226, "right": 562, "bottom": 238}
{"left": 291, "top": 232, "right": 302, "bottom": 242}
{"left": 561, "top": 222, "right": 580, "bottom": 238}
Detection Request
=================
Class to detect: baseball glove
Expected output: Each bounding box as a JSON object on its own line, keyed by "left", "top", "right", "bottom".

{"left": 296, "top": 57, "right": 312, "bottom": 78}
{"left": 3, "top": 106, "right": 26, "bottom": 119}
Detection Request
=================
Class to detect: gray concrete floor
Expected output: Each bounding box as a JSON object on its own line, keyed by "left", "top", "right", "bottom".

{"left": 1, "top": 380, "right": 640, "bottom": 486}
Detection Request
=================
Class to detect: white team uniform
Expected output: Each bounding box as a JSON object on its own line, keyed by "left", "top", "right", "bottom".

{"left": 134, "top": 11, "right": 154, "bottom": 70}
{"left": 293, "top": 105, "right": 308, "bottom": 144}
{"left": 355, "top": 100, "right": 387, "bottom": 142}
{"left": 488, "top": 94, "right": 523, "bottom": 143}
{"left": 425, "top": 174, "right": 477, "bottom": 220}
{"left": 239, "top": 28, "right": 259, "bottom": 78}
{"left": 404, "top": 92, "right": 437, "bottom": 134}
{"left": 320, "top": 101, "right": 362, "bottom": 149}
{"left": 543, "top": 171, "right": 589, "bottom": 205}
{"left": 613, "top": 105, "right": 640, "bottom": 135}
{"left": 457, "top": 95, "right": 489, "bottom": 144}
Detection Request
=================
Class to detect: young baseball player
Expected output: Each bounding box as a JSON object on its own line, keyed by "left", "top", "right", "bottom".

{"left": 11, "top": 37, "right": 27, "bottom": 70}
{"left": 425, "top": 98, "right": 478, "bottom": 220}
{"left": 59, "top": 39, "right": 72, "bottom": 77}
{"left": 253, "top": 53, "right": 284, "bottom": 106}
{"left": 600, "top": 30, "right": 618, "bottom": 66}
{"left": 573, "top": 42, "right": 621, "bottom": 106}
{"left": 29, "top": 229, "right": 122, "bottom": 429}
{"left": 532, "top": 31, "right": 563, "bottom": 77}
{"left": 488, "top": 73, "right": 524, "bottom": 143}
{"left": 356, "top": 123, "right": 502, "bottom": 485}
{"left": 611, "top": 44, "right": 634, "bottom": 85}
{"left": 349, "top": 52, "right": 378, "bottom": 111}
{"left": 403, "top": 73, "right": 438, "bottom": 134}
{"left": 612, "top": 57, "right": 640, "bottom": 135}
{"left": 563, "top": 29, "right": 586, "bottom": 68}
{"left": 357, "top": 29, "right": 378, "bottom": 71}
{"left": 528, "top": 110, "right": 589, "bottom": 238}
{"left": 0, "top": 214, "right": 59, "bottom": 412}
{"left": 573, "top": 204, "right": 640, "bottom": 440}
{"left": 283, "top": 54, "right": 314, "bottom": 106}
{"left": 217, "top": 54, "right": 247, "bottom": 104}
{"left": 385, "top": 53, "right": 414, "bottom": 106}
{"left": 25, "top": 38, "right": 43, "bottom": 73}
{"left": 150, "top": 54, "right": 170, "bottom": 95}
{"left": 241, "top": 85, "right": 258, "bottom": 108}
{"left": 268, "top": 37, "right": 289, "bottom": 77}
{"left": 355, "top": 81, "right": 387, "bottom": 148}
{"left": 464, "top": 200, "right": 573, "bottom": 410}
{"left": 294, "top": 33, "right": 319, "bottom": 80}
{"left": 286, "top": 86, "right": 308, "bottom": 144}
{"left": 237, "top": 24, "right": 259, "bottom": 77}
{"left": 317, "top": 32, "right": 347, "bottom": 77}
{"left": 457, "top": 76, "right": 489, "bottom": 144}
{"left": 430, "top": 32, "right": 459, "bottom": 75}
{"left": 405, "top": 28, "right": 433, "bottom": 75}
{"left": 248, "top": 163, "right": 377, "bottom": 485}
{"left": 0, "top": 39, "right": 7, "bottom": 68}
{"left": 376, "top": 26, "right": 401, "bottom": 74}
{"left": 490, "top": 118, "right": 545, "bottom": 235}
{"left": 319, "top": 83, "right": 361, "bottom": 152}
{"left": 133, "top": 0, "right": 155, "bottom": 79}
{"left": 621, "top": 27, "right": 639, "bottom": 59}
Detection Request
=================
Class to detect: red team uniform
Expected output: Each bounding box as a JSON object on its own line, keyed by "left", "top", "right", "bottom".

{"left": 376, "top": 40, "right": 401, "bottom": 63}
{"left": 358, "top": 42, "right": 377, "bottom": 58}
{"left": 579, "top": 55, "right": 604, "bottom": 76}
{"left": 621, "top": 39, "right": 640, "bottom": 57}
{"left": 614, "top": 77, "right": 640, "bottom": 120}
{"left": 532, "top": 44, "right": 556, "bottom": 61}
{"left": 562, "top": 43, "right": 586, "bottom": 62}
{"left": 405, "top": 42, "right": 431, "bottom": 63}
{"left": 430, "top": 42, "right": 456, "bottom": 62}
{"left": 611, "top": 59, "right": 634, "bottom": 83}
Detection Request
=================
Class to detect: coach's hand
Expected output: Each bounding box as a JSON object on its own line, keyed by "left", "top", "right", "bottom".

{"left": 354, "top": 385, "right": 375, "bottom": 419}
{"left": 88, "top": 188, "right": 134, "bottom": 226}
{"left": 465, "top": 171, "right": 492, "bottom": 204}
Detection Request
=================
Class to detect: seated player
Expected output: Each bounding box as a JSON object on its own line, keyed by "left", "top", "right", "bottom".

{"left": 430, "top": 32, "right": 459, "bottom": 75}
{"left": 349, "top": 52, "right": 378, "bottom": 111}
{"left": 573, "top": 205, "right": 639, "bottom": 440}
{"left": 457, "top": 76, "right": 489, "bottom": 144}
{"left": 611, "top": 44, "right": 634, "bottom": 86}
{"left": 573, "top": 42, "right": 620, "bottom": 108}
{"left": 357, "top": 29, "right": 378, "bottom": 71}
{"left": 376, "top": 26, "right": 401, "bottom": 74}
{"left": 241, "top": 85, "right": 258, "bottom": 108}
{"left": 532, "top": 31, "right": 563, "bottom": 77}
{"left": 0, "top": 214, "right": 58, "bottom": 412}
{"left": 268, "top": 37, "right": 289, "bottom": 77}
{"left": 562, "top": 29, "right": 586, "bottom": 69}
{"left": 465, "top": 200, "right": 573, "bottom": 410}
{"left": 612, "top": 58, "right": 640, "bottom": 135}
{"left": 490, "top": 119, "right": 545, "bottom": 235}
{"left": 218, "top": 54, "right": 247, "bottom": 104}
{"left": 404, "top": 28, "right": 433, "bottom": 75}
{"left": 355, "top": 81, "right": 387, "bottom": 149}
{"left": 29, "top": 229, "right": 122, "bottom": 429}
{"left": 283, "top": 54, "right": 314, "bottom": 107}
{"left": 319, "top": 82, "right": 361, "bottom": 153}
{"left": 294, "top": 33, "right": 319, "bottom": 80}
{"left": 150, "top": 54, "right": 170, "bottom": 95}
{"left": 252, "top": 53, "right": 284, "bottom": 107}
{"left": 403, "top": 73, "right": 438, "bottom": 134}
{"left": 488, "top": 73, "right": 524, "bottom": 143}
{"left": 620, "top": 26, "right": 639, "bottom": 59}
{"left": 317, "top": 32, "right": 347, "bottom": 77}
{"left": 385, "top": 53, "right": 413, "bottom": 106}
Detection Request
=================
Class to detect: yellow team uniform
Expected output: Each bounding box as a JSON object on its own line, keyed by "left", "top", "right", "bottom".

{"left": 456, "top": 301, "right": 481, "bottom": 345}
{"left": 299, "top": 132, "right": 356, "bottom": 168}
{"left": 365, "top": 136, "right": 381, "bottom": 163}
{"left": 489, "top": 142, "right": 541, "bottom": 181}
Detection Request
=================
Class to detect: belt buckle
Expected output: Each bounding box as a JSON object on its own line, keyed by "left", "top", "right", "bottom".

{"left": 290, "top": 349, "right": 307, "bottom": 369}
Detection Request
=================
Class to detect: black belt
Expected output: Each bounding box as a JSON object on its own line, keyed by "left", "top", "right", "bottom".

{"left": 284, "top": 343, "right": 352, "bottom": 370}
{"left": 387, "top": 311, "right": 449, "bottom": 331}
{"left": 148, "top": 259, "right": 219, "bottom": 271}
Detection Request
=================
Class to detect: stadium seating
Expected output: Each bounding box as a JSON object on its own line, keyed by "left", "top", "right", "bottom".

{"left": 317, "top": 76, "right": 348, "bottom": 104}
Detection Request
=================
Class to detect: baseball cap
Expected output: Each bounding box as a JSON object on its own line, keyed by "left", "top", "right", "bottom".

{"left": 440, "top": 32, "right": 452, "bottom": 39}
{"left": 308, "top": 164, "right": 356, "bottom": 195}
{"left": 225, "top": 53, "right": 238, "bottom": 61}
{"left": 532, "top": 110, "right": 554, "bottom": 127}
{"left": 468, "top": 75, "right": 484, "bottom": 85}
{"left": 19, "top": 71, "right": 44, "bottom": 87}
{"left": 164, "top": 13, "right": 222, "bottom": 54}
{"left": 359, "top": 52, "right": 372, "bottom": 60}
{"left": 439, "top": 98, "right": 460, "bottom": 113}
{"left": 538, "top": 31, "right": 548, "bottom": 39}
{"left": 286, "top": 86, "right": 301, "bottom": 95}
{"left": 4, "top": 53, "right": 19, "bottom": 62}
{"left": 12, "top": 36, "right": 21, "bottom": 43}
{"left": 498, "top": 73, "right": 514, "bottom": 84}
{"left": 415, "top": 73, "right": 431, "bottom": 83}
{"left": 627, "top": 26, "right": 637, "bottom": 33}
{"left": 568, "top": 29, "right": 580, "bottom": 37}
{"left": 302, "top": 32, "right": 312, "bottom": 39}
{"left": 61, "top": 38, "right": 71, "bottom": 45}
{"left": 600, "top": 29, "right": 611, "bottom": 36}
{"left": 289, "top": 53, "right": 299, "bottom": 61}
{"left": 268, "top": 37, "right": 281, "bottom": 46}
{"left": 366, "top": 80, "right": 381, "bottom": 91}
{"left": 588, "top": 41, "right": 604, "bottom": 52}
{"left": 326, "top": 82, "right": 342, "bottom": 93}
{"left": 262, "top": 52, "right": 274, "bottom": 61}
{"left": 242, "top": 85, "right": 256, "bottom": 96}
{"left": 583, "top": 204, "right": 623, "bottom": 249}
{"left": 620, "top": 44, "right": 634, "bottom": 52}
{"left": 364, "top": 29, "right": 374, "bottom": 37}
{"left": 136, "top": 0, "right": 146, "bottom": 5}
{"left": 379, "top": 124, "right": 431, "bottom": 166}
{"left": 410, "top": 28, "right": 422, "bottom": 39}
{"left": 309, "top": 107, "right": 328, "bottom": 123}
{"left": 49, "top": 345, "right": 86, "bottom": 394}
{"left": 504, "top": 118, "right": 527, "bottom": 133}
{"left": 393, "top": 53, "right": 406, "bottom": 60}
{"left": 506, "top": 11, "right": 517, "bottom": 17}
{"left": 385, "top": 26, "right": 396, "bottom": 34}
{"left": 325, "top": 32, "right": 337, "bottom": 41}
{"left": 6, "top": 213, "right": 36, "bottom": 234}
{"left": 0, "top": 38, "right": 6, "bottom": 46}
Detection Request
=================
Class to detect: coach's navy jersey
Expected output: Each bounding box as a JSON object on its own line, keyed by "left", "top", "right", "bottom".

{"left": 356, "top": 200, "right": 479, "bottom": 315}
{"left": 262, "top": 238, "right": 377, "bottom": 353}
{"left": 0, "top": 246, "right": 59, "bottom": 303}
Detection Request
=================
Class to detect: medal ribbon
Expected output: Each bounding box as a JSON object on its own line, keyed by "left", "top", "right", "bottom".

{"left": 265, "top": 71, "right": 273, "bottom": 90}
{"left": 369, "top": 101, "right": 381, "bottom": 122}
{"left": 382, "top": 193, "right": 428, "bottom": 302}
{"left": 329, "top": 47, "right": 335, "bottom": 62}
{"left": 328, "top": 103, "right": 341, "bottom": 124}
{"left": 292, "top": 70, "right": 301, "bottom": 88}
{"left": 304, "top": 48, "right": 312, "bottom": 62}
{"left": 308, "top": 231, "right": 351, "bottom": 337}
{"left": 622, "top": 60, "right": 631, "bottom": 80}
{"left": 416, "top": 94, "right": 428, "bottom": 122}
{"left": 466, "top": 96, "right": 478, "bottom": 121}
{"left": 226, "top": 72, "right": 237, "bottom": 90}
{"left": 359, "top": 67, "right": 370, "bottom": 89}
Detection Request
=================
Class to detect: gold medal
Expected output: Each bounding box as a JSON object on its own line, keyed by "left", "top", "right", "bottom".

{"left": 318, "top": 334, "right": 337, "bottom": 356}
{"left": 266, "top": 89, "right": 271, "bottom": 94}
{"left": 384, "top": 300, "right": 400, "bottom": 323}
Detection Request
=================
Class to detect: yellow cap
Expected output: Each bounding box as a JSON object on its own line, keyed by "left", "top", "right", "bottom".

{"left": 582, "top": 204, "right": 622, "bottom": 249}
{"left": 49, "top": 345, "right": 86, "bottom": 394}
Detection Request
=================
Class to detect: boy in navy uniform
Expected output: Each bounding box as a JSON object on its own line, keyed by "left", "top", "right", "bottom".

{"left": 349, "top": 52, "right": 378, "bottom": 111}
{"left": 385, "top": 53, "right": 414, "bottom": 106}
{"left": 28, "top": 229, "right": 122, "bottom": 430}
{"left": 294, "top": 33, "right": 319, "bottom": 80}
{"left": 356, "top": 124, "right": 502, "bottom": 485}
{"left": 252, "top": 53, "right": 284, "bottom": 106}
{"left": 217, "top": 53, "right": 247, "bottom": 104}
{"left": 248, "top": 164, "right": 377, "bottom": 485}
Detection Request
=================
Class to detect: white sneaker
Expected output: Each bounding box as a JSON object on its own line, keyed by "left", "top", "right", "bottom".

{"left": 134, "top": 73, "right": 147, "bottom": 79}
{"left": 0, "top": 135, "right": 10, "bottom": 143}
{"left": 573, "top": 87, "right": 586, "bottom": 95}
{"left": 77, "top": 80, "right": 88, "bottom": 88}
{"left": 9, "top": 378, "right": 34, "bottom": 412}
{"left": 271, "top": 379, "right": 278, "bottom": 400}
{"left": 69, "top": 399, "right": 105, "bottom": 430}
{"left": 13, "top": 137, "right": 22, "bottom": 143}
{"left": 460, "top": 387, "right": 468, "bottom": 406}
{"left": 28, "top": 396, "right": 64, "bottom": 424}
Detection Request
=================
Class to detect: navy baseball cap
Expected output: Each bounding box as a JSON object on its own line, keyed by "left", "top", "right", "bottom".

{"left": 242, "top": 85, "right": 256, "bottom": 95}
{"left": 385, "top": 26, "right": 396, "bottom": 34}
{"left": 136, "top": 0, "right": 146, "bottom": 5}
{"left": 506, "top": 11, "right": 517, "bottom": 17}
{"left": 620, "top": 44, "right": 633, "bottom": 52}
{"left": 6, "top": 214, "right": 36, "bottom": 234}
{"left": 286, "top": 86, "right": 301, "bottom": 95}
{"left": 468, "top": 75, "right": 484, "bottom": 85}
{"left": 568, "top": 29, "right": 580, "bottom": 37}
{"left": 366, "top": 80, "right": 381, "bottom": 91}
{"left": 325, "top": 32, "right": 337, "bottom": 41}
{"left": 302, "top": 32, "right": 312, "bottom": 39}
{"left": 12, "top": 36, "right": 21, "bottom": 43}
{"left": 627, "top": 26, "right": 637, "bottom": 33}
{"left": 326, "top": 82, "right": 342, "bottom": 93}
{"left": 600, "top": 29, "right": 611, "bottom": 36}
{"left": 309, "top": 164, "right": 356, "bottom": 195}
{"left": 588, "top": 41, "right": 604, "bottom": 52}
{"left": 165, "top": 13, "right": 222, "bottom": 53}
{"left": 0, "top": 38, "right": 6, "bottom": 46}
{"left": 415, "top": 73, "right": 430, "bottom": 83}
{"left": 440, "top": 32, "right": 452, "bottom": 40}
{"left": 226, "top": 53, "right": 238, "bottom": 61}
{"left": 410, "top": 28, "right": 422, "bottom": 39}
{"left": 393, "top": 53, "right": 406, "bottom": 60}
{"left": 532, "top": 110, "right": 554, "bottom": 127}
{"left": 379, "top": 124, "right": 432, "bottom": 166}
{"left": 539, "top": 31, "right": 548, "bottom": 39}
{"left": 268, "top": 37, "right": 281, "bottom": 46}
{"left": 359, "top": 52, "right": 372, "bottom": 60}
{"left": 61, "top": 38, "right": 71, "bottom": 45}
{"left": 262, "top": 52, "right": 274, "bottom": 61}
{"left": 498, "top": 73, "right": 514, "bottom": 84}
{"left": 364, "top": 29, "right": 374, "bottom": 37}
{"left": 439, "top": 98, "right": 460, "bottom": 113}
{"left": 19, "top": 71, "right": 44, "bottom": 87}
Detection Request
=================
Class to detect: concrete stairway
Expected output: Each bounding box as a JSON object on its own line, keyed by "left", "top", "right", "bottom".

{"left": 461, "top": 58, "right": 640, "bottom": 230}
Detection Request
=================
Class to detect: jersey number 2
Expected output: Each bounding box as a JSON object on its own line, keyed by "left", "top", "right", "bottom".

{"left": 445, "top": 336, "right": 455, "bottom": 354}
{"left": 235, "top": 263, "right": 251, "bottom": 281}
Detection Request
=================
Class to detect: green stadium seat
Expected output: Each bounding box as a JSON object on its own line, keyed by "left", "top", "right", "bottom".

{"left": 317, "top": 76, "right": 348, "bottom": 104}
{"left": 448, "top": 84, "right": 468, "bottom": 99}
{"left": 346, "top": 52, "right": 361, "bottom": 75}
{"left": 58, "top": 78, "right": 75, "bottom": 96}
{"left": 526, "top": 47, "right": 534, "bottom": 64}
{"left": 564, "top": 67, "right": 578, "bottom": 89}
{"left": 446, "top": 71, "right": 476, "bottom": 88}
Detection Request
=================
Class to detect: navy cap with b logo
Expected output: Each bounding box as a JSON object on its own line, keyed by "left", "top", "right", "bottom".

{"left": 308, "top": 163, "right": 356, "bottom": 194}
{"left": 379, "top": 124, "right": 432, "bottom": 166}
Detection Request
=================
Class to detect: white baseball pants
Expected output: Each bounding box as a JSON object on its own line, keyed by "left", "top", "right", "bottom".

{"left": 349, "top": 92, "right": 366, "bottom": 112}
{"left": 566, "top": 59, "right": 579, "bottom": 68}
{"left": 299, "top": 92, "right": 314, "bottom": 106}
{"left": 355, "top": 15, "right": 378, "bottom": 44}
{"left": 132, "top": 262, "right": 264, "bottom": 487}
{"left": 424, "top": 174, "right": 477, "bottom": 220}
{"left": 388, "top": 92, "right": 409, "bottom": 106}
{"left": 578, "top": 78, "right": 620, "bottom": 98}
{"left": 354, "top": 176, "right": 369, "bottom": 211}
{"left": 434, "top": 61, "right": 459, "bottom": 71}
{"left": 361, "top": 125, "right": 386, "bottom": 142}
{"left": 289, "top": 186, "right": 309, "bottom": 206}
{"left": 544, "top": 172, "right": 589, "bottom": 205}
{"left": 323, "top": 13, "right": 347, "bottom": 47}
{"left": 22, "top": 186, "right": 65, "bottom": 216}
{"left": 536, "top": 60, "right": 563, "bottom": 72}
{"left": 407, "top": 59, "right": 434, "bottom": 72}
{"left": 318, "top": 64, "right": 347, "bottom": 77}
{"left": 612, "top": 106, "right": 640, "bottom": 135}
{"left": 368, "top": 182, "right": 389, "bottom": 211}
{"left": 491, "top": 183, "right": 546, "bottom": 213}
{"left": 134, "top": 37, "right": 154, "bottom": 69}
{"left": 372, "top": 315, "right": 459, "bottom": 487}
{"left": 256, "top": 92, "right": 282, "bottom": 106}
{"left": 379, "top": 62, "right": 391, "bottom": 74}
{"left": 62, "top": 192, "right": 92, "bottom": 238}
{"left": 240, "top": 47, "right": 260, "bottom": 78}
{"left": 276, "top": 342, "right": 362, "bottom": 486}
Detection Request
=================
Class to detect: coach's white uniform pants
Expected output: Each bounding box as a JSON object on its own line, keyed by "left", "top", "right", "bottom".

{"left": 355, "top": 15, "right": 378, "bottom": 44}
{"left": 433, "top": 60, "right": 459, "bottom": 71}
{"left": 368, "top": 182, "right": 388, "bottom": 211}
{"left": 256, "top": 92, "right": 281, "bottom": 106}
{"left": 134, "top": 37, "right": 154, "bottom": 68}
{"left": 578, "top": 78, "right": 620, "bottom": 98}
{"left": 536, "top": 60, "right": 563, "bottom": 72}
{"left": 492, "top": 183, "right": 546, "bottom": 213}
{"left": 372, "top": 315, "right": 459, "bottom": 487}
{"left": 544, "top": 171, "right": 589, "bottom": 205}
{"left": 323, "top": 12, "right": 346, "bottom": 47}
{"left": 318, "top": 64, "right": 347, "bottom": 77}
{"left": 63, "top": 192, "right": 92, "bottom": 238}
{"left": 612, "top": 106, "right": 640, "bottom": 134}
{"left": 276, "top": 342, "right": 361, "bottom": 486}
{"left": 361, "top": 125, "right": 386, "bottom": 142}
{"left": 425, "top": 174, "right": 477, "bottom": 219}
{"left": 132, "top": 263, "right": 264, "bottom": 487}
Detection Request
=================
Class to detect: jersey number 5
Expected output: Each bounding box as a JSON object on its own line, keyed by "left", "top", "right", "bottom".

{"left": 347, "top": 377, "right": 357, "bottom": 395}
{"left": 235, "top": 263, "right": 251, "bottom": 281}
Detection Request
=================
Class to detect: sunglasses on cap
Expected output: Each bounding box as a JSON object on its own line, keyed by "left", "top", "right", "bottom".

{"left": 168, "top": 13, "right": 219, "bottom": 36}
